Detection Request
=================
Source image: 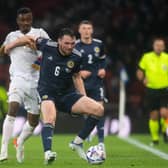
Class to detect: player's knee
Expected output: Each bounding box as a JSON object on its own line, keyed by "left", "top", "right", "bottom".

{"left": 8, "top": 103, "right": 20, "bottom": 117}
{"left": 29, "top": 119, "right": 39, "bottom": 127}
{"left": 93, "top": 104, "right": 104, "bottom": 117}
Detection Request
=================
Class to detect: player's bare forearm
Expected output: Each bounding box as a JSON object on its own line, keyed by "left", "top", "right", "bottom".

{"left": 73, "top": 73, "right": 86, "bottom": 96}
{"left": 4, "top": 35, "right": 36, "bottom": 54}
{"left": 80, "top": 70, "right": 91, "bottom": 79}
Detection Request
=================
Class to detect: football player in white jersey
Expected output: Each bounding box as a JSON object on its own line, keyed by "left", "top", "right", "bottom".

{"left": 0, "top": 7, "right": 49, "bottom": 163}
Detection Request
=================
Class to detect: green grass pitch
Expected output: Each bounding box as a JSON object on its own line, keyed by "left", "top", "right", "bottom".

{"left": 0, "top": 134, "right": 168, "bottom": 168}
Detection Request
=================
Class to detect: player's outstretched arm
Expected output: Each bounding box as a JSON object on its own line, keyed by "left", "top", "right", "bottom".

{"left": 4, "top": 35, "right": 36, "bottom": 54}
{"left": 73, "top": 73, "right": 86, "bottom": 96}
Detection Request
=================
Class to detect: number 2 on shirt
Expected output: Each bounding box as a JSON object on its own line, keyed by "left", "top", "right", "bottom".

{"left": 88, "top": 54, "right": 93, "bottom": 64}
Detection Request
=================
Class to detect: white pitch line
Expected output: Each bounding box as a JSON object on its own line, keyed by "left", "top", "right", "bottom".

{"left": 119, "top": 136, "right": 168, "bottom": 160}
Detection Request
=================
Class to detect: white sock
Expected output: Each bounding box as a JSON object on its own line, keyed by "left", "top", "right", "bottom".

{"left": 73, "top": 136, "right": 84, "bottom": 144}
{"left": 1, "top": 115, "right": 15, "bottom": 154}
{"left": 17, "top": 121, "right": 35, "bottom": 146}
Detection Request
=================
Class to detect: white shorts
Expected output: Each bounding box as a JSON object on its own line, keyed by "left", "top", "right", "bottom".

{"left": 8, "top": 76, "right": 40, "bottom": 114}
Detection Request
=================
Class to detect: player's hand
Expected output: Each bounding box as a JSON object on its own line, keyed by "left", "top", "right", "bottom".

{"left": 4, "top": 45, "right": 11, "bottom": 54}
{"left": 97, "top": 69, "right": 106, "bottom": 78}
{"left": 23, "top": 35, "right": 37, "bottom": 50}
{"left": 26, "top": 42, "right": 37, "bottom": 50}
{"left": 4, "top": 35, "right": 36, "bottom": 54}
{"left": 143, "top": 78, "right": 148, "bottom": 86}
{"left": 80, "top": 70, "right": 91, "bottom": 79}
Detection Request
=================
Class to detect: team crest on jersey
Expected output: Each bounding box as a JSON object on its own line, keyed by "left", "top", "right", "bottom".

{"left": 67, "top": 61, "right": 75, "bottom": 68}
{"left": 94, "top": 46, "right": 100, "bottom": 53}
{"left": 42, "top": 95, "right": 48, "bottom": 100}
{"left": 94, "top": 47, "right": 100, "bottom": 57}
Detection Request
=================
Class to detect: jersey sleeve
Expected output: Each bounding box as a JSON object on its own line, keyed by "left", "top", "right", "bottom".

{"left": 98, "top": 42, "right": 106, "bottom": 69}
{"left": 73, "top": 56, "right": 84, "bottom": 73}
{"left": 3, "top": 32, "right": 13, "bottom": 46}
{"left": 39, "top": 28, "right": 50, "bottom": 39}
{"left": 36, "top": 38, "right": 48, "bottom": 51}
{"left": 138, "top": 54, "right": 146, "bottom": 70}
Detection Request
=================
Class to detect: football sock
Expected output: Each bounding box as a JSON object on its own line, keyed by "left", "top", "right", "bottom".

{"left": 78, "top": 116, "right": 100, "bottom": 141}
{"left": 0, "top": 115, "right": 15, "bottom": 154}
{"left": 41, "top": 123, "right": 54, "bottom": 152}
{"left": 17, "top": 121, "right": 35, "bottom": 146}
{"left": 160, "top": 118, "right": 166, "bottom": 133}
{"left": 97, "top": 117, "right": 105, "bottom": 143}
{"left": 149, "top": 119, "right": 159, "bottom": 141}
{"left": 73, "top": 136, "right": 84, "bottom": 144}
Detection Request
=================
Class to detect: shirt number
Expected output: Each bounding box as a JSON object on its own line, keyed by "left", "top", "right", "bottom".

{"left": 99, "top": 87, "right": 104, "bottom": 98}
{"left": 54, "top": 66, "right": 60, "bottom": 76}
{"left": 88, "top": 54, "right": 93, "bottom": 64}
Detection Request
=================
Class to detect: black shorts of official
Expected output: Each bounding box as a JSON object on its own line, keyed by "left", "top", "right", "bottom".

{"left": 38, "top": 89, "right": 84, "bottom": 113}
{"left": 86, "top": 86, "right": 104, "bottom": 102}
{"left": 144, "top": 87, "right": 168, "bottom": 112}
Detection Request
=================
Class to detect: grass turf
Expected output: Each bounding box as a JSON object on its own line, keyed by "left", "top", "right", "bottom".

{"left": 0, "top": 134, "right": 168, "bottom": 168}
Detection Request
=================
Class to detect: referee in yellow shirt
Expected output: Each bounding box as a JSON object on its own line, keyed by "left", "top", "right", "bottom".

{"left": 137, "top": 38, "right": 168, "bottom": 145}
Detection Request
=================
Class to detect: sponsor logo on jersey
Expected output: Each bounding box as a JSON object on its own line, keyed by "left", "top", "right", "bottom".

{"left": 162, "top": 64, "right": 168, "bottom": 71}
{"left": 65, "top": 68, "right": 71, "bottom": 73}
{"left": 67, "top": 61, "right": 75, "bottom": 68}
{"left": 48, "top": 56, "right": 53, "bottom": 61}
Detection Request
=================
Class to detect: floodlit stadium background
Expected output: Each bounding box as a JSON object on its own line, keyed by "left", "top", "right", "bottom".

{"left": 0, "top": 0, "right": 168, "bottom": 135}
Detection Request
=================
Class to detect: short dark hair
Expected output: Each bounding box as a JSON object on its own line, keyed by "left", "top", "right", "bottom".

{"left": 153, "top": 37, "right": 165, "bottom": 43}
{"left": 79, "top": 20, "right": 93, "bottom": 26}
{"left": 58, "top": 28, "right": 75, "bottom": 39}
{"left": 17, "top": 7, "right": 32, "bottom": 16}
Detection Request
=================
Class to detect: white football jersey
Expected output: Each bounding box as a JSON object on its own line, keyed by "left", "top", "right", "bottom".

{"left": 3, "top": 27, "right": 49, "bottom": 87}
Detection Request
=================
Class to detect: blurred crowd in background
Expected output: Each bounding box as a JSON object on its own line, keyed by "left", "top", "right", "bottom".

{"left": 1, "top": 0, "right": 168, "bottom": 133}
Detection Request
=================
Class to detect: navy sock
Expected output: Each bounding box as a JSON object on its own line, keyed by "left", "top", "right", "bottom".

{"left": 78, "top": 116, "right": 100, "bottom": 140}
{"left": 97, "top": 117, "right": 105, "bottom": 143}
{"left": 41, "top": 123, "right": 54, "bottom": 152}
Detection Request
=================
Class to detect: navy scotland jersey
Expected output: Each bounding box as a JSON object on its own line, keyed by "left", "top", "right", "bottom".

{"left": 75, "top": 38, "right": 106, "bottom": 90}
{"left": 36, "top": 38, "right": 82, "bottom": 95}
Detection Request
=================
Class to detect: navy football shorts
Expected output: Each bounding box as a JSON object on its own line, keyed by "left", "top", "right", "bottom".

{"left": 38, "top": 89, "right": 84, "bottom": 113}
{"left": 86, "top": 87, "right": 104, "bottom": 101}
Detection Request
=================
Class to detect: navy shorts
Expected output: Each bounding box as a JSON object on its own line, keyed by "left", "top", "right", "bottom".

{"left": 86, "top": 86, "right": 104, "bottom": 101}
{"left": 38, "top": 89, "right": 84, "bottom": 113}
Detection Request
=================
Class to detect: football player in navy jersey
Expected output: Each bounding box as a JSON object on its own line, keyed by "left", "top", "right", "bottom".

{"left": 4, "top": 28, "right": 104, "bottom": 164}
{"left": 75, "top": 20, "right": 106, "bottom": 158}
